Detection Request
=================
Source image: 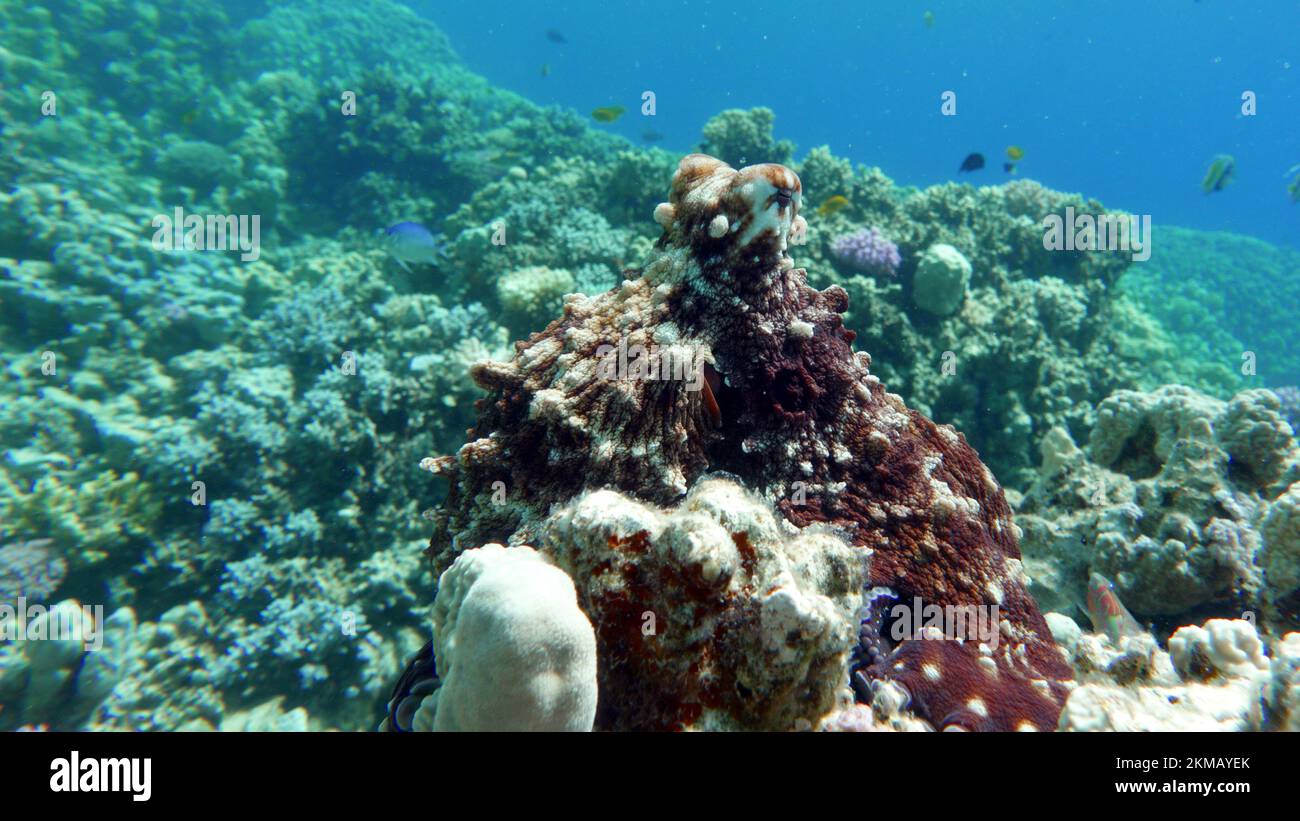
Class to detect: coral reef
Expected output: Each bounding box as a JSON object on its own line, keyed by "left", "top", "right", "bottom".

{"left": 1123, "top": 226, "right": 1300, "bottom": 387}
{"left": 496, "top": 265, "right": 578, "bottom": 337}
{"left": 1273, "top": 386, "right": 1300, "bottom": 432}
{"left": 698, "top": 108, "right": 796, "bottom": 168}
{"left": 2, "top": 0, "right": 1295, "bottom": 735}
{"left": 1262, "top": 483, "right": 1300, "bottom": 626}
{"left": 1016, "top": 385, "right": 1300, "bottom": 633}
{"left": 0, "top": 0, "right": 563, "bottom": 731}
{"left": 791, "top": 167, "right": 1236, "bottom": 488}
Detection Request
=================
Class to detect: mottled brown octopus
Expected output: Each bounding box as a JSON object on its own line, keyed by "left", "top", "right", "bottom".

{"left": 409, "top": 154, "right": 1072, "bottom": 732}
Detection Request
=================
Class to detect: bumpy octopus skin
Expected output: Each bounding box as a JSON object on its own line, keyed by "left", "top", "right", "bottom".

{"left": 426, "top": 154, "right": 1072, "bottom": 731}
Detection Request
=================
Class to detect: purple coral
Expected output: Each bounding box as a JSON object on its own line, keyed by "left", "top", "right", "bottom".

{"left": 0, "top": 539, "right": 66, "bottom": 602}
{"left": 830, "top": 227, "right": 901, "bottom": 278}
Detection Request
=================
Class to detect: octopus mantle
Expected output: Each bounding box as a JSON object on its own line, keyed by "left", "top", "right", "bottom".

{"left": 426, "top": 154, "right": 1072, "bottom": 731}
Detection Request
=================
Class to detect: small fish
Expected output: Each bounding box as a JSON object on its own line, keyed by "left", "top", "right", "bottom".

{"left": 540, "top": 63, "right": 551, "bottom": 78}
{"left": 545, "top": 29, "right": 567, "bottom": 44}
{"left": 1085, "top": 572, "right": 1145, "bottom": 643}
{"left": 815, "top": 194, "right": 851, "bottom": 217}
{"left": 958, "top": 152, "right": 985, "bottom": 173}
{"left": 1003, "top": 162, "right": 1017, "bottom": 174}
{"left": 923, "top": 10, "right": 935, "bottom": 28}
{"left": 591, "top": 105, "right": 626, "bottom": 123}
{"left": 1201, "top": 154, "right": 1236, "bottom": 193}
{"left": 1289, "top": 174, "right": 1300, "bottom": 204}
{"left": 640, "top": 129, "right": 664, "bottom": 143}
{"left": 382, "top": 222, "right": 442, "bottom": 273}
{"left": 1006, "top": 145, "right": 1025, "bottom": 161}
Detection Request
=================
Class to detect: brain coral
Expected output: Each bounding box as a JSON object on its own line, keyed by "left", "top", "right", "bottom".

{"left": 417, "top": 544, "right": 597, "bottom": 731}
{"left": 418, "top": 154, "right": 1071, "bottom": 731}
{"left": 912, "top": 243, "right": 971, "bottom": 316}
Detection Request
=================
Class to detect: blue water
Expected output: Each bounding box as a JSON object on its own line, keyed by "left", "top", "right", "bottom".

{"left": 418, "top": 0, "right": 1299, "bottom": 248}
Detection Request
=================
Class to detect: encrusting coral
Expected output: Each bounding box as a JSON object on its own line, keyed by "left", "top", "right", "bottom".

{"left": 1016, "top": 385, "right": 1300, "bottom": 632}
{"left": 417, "top": 154, "right": 1073, "bottom": 731}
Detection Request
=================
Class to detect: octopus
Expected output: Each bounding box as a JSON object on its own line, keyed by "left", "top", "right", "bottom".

{"left": 403, "top": 154, "right": 1072, "bottom": 732}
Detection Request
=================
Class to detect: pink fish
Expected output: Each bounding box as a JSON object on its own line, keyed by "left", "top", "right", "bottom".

{"left": 1085, "top": 572, "right": 1145, "bottom": 642}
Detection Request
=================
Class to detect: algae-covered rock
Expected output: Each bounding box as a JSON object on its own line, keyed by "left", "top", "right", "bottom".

{"left": 1018, "top": 385, "right": 1300, "bottom": 628}
{"left": 538, "top": 478, "right": 865, "bottom": 731}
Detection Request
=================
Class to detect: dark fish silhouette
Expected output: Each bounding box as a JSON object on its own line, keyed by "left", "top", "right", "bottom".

{"left": 546, "top": 29, "right": 567, "bottom": 44}
{"left": 958, "top": 153, "right": 985, "bottom": 173}
{"left": 641, "top": 130, "right": 664, "bottom": 143}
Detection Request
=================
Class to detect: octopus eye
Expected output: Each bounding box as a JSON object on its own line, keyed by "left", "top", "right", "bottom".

{"left": 774, "top": 188, "right": 793, "bottom": 208}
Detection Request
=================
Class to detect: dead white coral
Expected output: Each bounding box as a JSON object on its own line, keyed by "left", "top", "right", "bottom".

{"left": 540, "top": 475, "right": 866, "bottom": 730}
{"left": 1059, "top": 617, "right": 1279, "bottom": 732}
{"left": 1168, "top": 619, "right": 1269, "bottom": 680}
{"left": 817, "top": 682, "right": 931, "bottom": 732}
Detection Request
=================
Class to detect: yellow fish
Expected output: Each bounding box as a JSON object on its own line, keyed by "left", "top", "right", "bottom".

{"left": 816, "top": 195, "right": 851, "bottom": 218}
{"left": 1202, "top": 154, "right": 1236, "bottom": 193}
{"left": 923, "top": 10, "right": 935, "bottom": 28}
{"left": 591, "top": 106, "right": 626, "bottom": 123}
{"left": 1006, "top": 145, "right": 1025, "bottom": 162}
